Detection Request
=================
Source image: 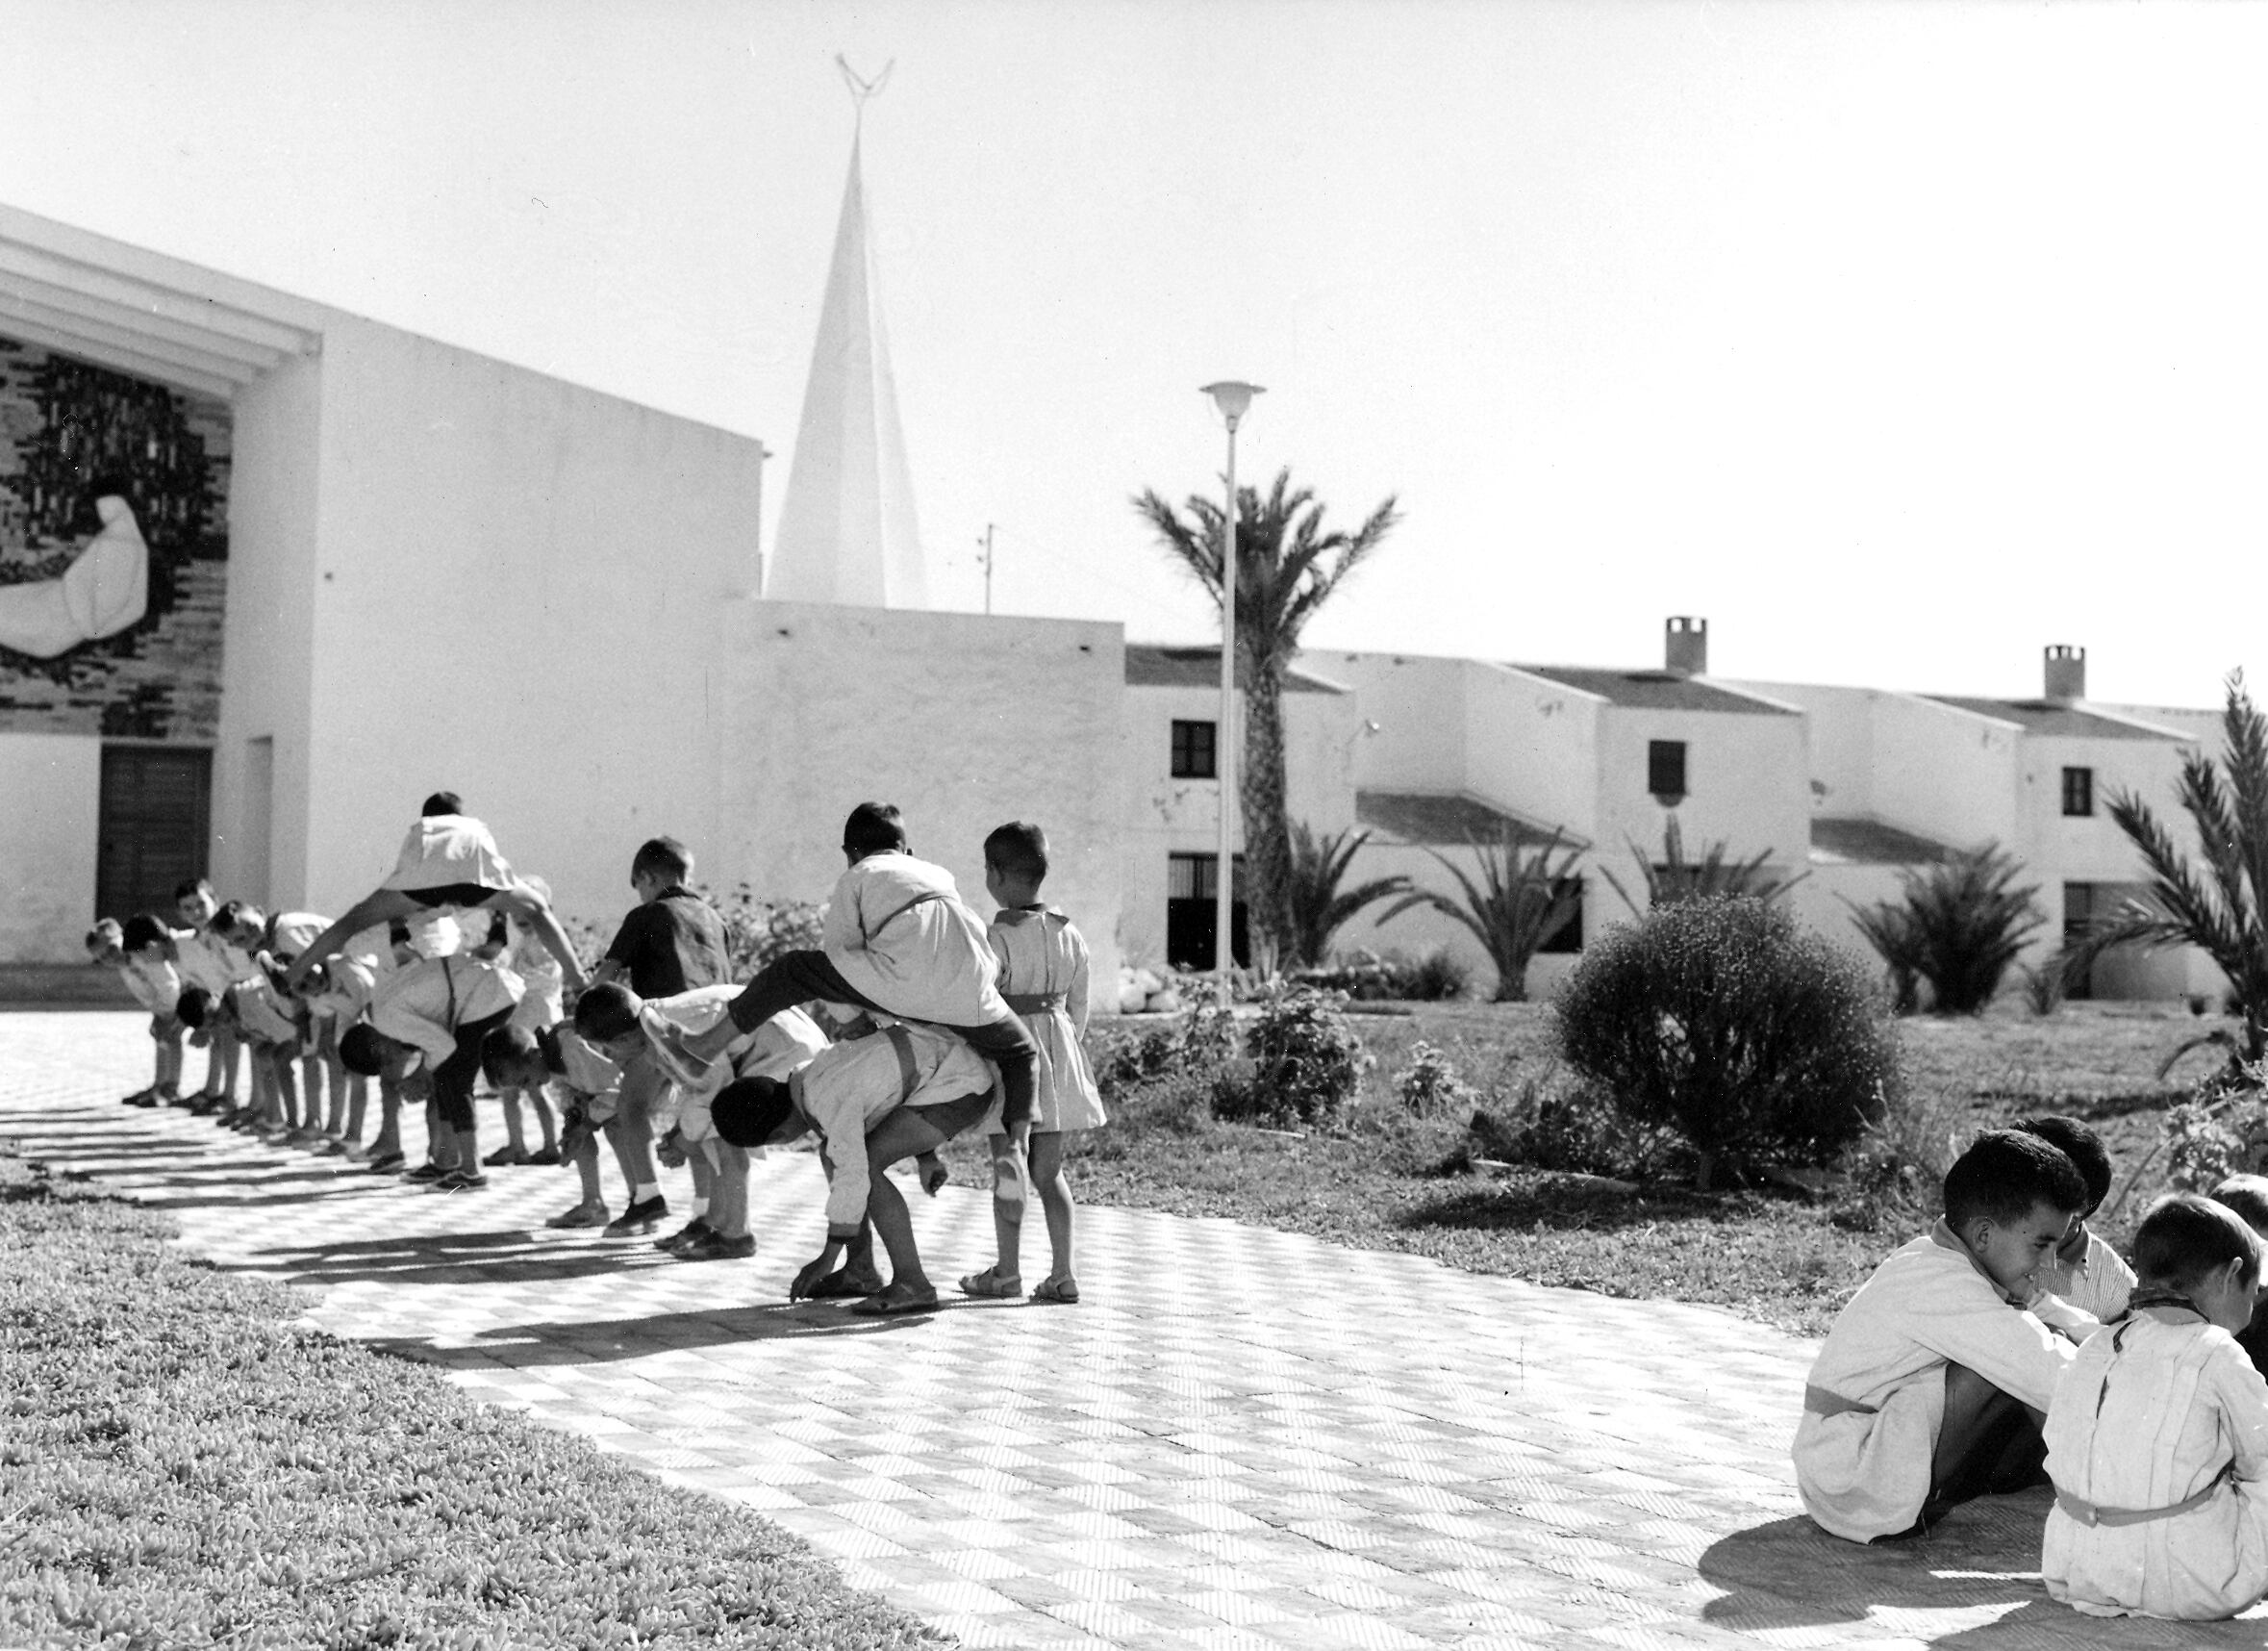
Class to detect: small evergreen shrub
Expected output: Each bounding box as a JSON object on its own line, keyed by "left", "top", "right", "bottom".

{"left": 1469, "top": 1071, "right": 1652, "bottom": 1178}
{"left": 2163, "top": 1058, "right": 2268, "bottom": 1192}
{"left": 1555, "top": 896, "right": 1898, "bottom": 1189}
{"left": 1395, "top": 1041, "right": 1477, "bottom": 1118}
{"left": 1295, "top": 947, "right": 1471, "bottom": 1002}
{"left": 1214, "top": 982, "right": 1369, "bottom": 1129}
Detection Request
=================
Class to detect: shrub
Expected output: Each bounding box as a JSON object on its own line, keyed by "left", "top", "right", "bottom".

{"left": 1555, "top": 896, "right": 1898, "bottom": 1190}
{"left": 1846, "top": 844, "right": 2044, "bottom": 1015}
{"left": 1469, "top": 1069, "right": 1655, "bottom": 1178}
{"left": 2021, "top": 956, "right": 2066, "bottom": 1017}
{"left": 1215, "top": 982, "right": 1369, "bottom": 1129}
{"left": 1834, "top": 1083, "right": 1971, "bottom": 1231}
{"left": 1600, "top": 814, "right": 1804, "bottom": 916}
{"left": 1395, "top": 1040, "right": 1477, "bottom": 1118}
{"left": 1294, "top": 947, "right": 1469, "bottom": 1002}
{"left": 2162, "top": 1057, "right": 2268, "bottom": 1193}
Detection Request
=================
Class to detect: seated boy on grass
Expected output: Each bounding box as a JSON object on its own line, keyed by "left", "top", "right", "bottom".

{"left": 712, "top": 1019, "right": 996, "bottom": 1315}
{"left": 1796, "top": 1129, "right": 2098, "bottom": 1542}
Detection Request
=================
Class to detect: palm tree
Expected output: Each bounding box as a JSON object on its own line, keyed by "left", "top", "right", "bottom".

{"left": 1599, "top": 814, "right": 1803, "bottom": 917}
{"left": 1381, "top": 826, "right": 1584, "bottom": 1003}
{"left": 1134, "top": 469, "right": 1400, "bottom": 974}
{"left": 1284, "top": 823, "right": 1412, "bottom": 969}
{"left": 2074, "top": 673, "right": 2268, "bottom": 1059}
{"left": 1846, "top": 844, "right": 2043, "bottom": 1015}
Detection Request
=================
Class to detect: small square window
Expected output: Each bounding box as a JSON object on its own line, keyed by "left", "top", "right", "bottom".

{"left": 1171, "top": 719, "right": 1218, "bottom": 779}
{"left": 1648, "top": 740, "right": 1687, "bottom": 801}
{"left": 2062, "top": 767, "right": 2094, "bottom": 818}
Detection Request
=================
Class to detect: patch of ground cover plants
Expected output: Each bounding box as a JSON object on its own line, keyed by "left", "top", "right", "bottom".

{"left": 0, "top": 1154, "right": 935, "bottom": 1651}
{"left": 938, "top": 976, "right": 2217, "bottom": 1339}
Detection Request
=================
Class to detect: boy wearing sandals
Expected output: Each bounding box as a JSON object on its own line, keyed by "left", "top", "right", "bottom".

{"left": 2044, "top": 1194, "right": 2268, "bottom": 1619}
{"left": 713, "top": 1019, "right": 996, "bottom": 1315}
{"left": 1796, "top": 1130, "right": 2098, "bottom": 1541}
{"left": 958, "top": 822, "right": 1105, "bottom": 1307}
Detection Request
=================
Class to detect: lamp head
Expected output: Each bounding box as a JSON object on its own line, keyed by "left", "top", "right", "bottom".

{"left": 1200, "top": 380, "right": 1264, "bottom": 429}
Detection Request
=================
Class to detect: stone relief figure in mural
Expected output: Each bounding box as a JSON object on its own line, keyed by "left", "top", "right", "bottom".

{"left": 0, "top": 490, "right": 148, "bottom": 658}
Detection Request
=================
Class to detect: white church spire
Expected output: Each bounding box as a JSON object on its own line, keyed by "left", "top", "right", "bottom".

{"left": 765, "top": 61, "right": 928, "bottom": 608}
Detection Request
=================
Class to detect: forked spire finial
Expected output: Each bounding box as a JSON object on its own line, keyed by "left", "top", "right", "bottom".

{"left": 836, "top": 55, "right": 894, "bottom": 128}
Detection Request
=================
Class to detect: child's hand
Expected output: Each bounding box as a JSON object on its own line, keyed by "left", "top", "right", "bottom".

{"left": 919, "top": 1155, "right": 949, "bottom": 1198}
{"left": 655, "top": 1128, "right": 687, "bottom": 1169}
{"left": 790, "top": 1255, "right": 839, "bottom": 1301}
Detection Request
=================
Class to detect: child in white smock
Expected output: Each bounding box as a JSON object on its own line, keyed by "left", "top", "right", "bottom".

{"left": 958, "top": 821, "right": 1106, "bottom": 1306}
{"left": 2043, "top": 1193, "right": 2268, "bottom": 1620}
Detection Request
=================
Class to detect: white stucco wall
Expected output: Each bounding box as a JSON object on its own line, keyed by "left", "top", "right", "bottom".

{"left": 1726, "top": 680, "right": 1879, "bottom": 823}
{"left": 719, "top": 600, "right": 1125, "bottom": 1013}
{"left": 213, "top": 350, "right": 322, "bottom": 908}
{"left": 1870, "top": 696, "right": 2021, "bottom": 851}
{"left": 1468, "top": 666, "right": 1603, "bottom": 843}
{"left": 291, "top": 318, "right": 762, "bottom": 934}
{"left": 1119, "top": 676, "right": 1357, "bottom": 976}
{"left": 0, "top": 732, "right": 99, "bottom": 960}
{"left": 1593, "top": 704, "right": 1809, "bottom": 877}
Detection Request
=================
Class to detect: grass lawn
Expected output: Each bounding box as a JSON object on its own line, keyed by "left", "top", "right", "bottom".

{"left": 0, "top": 1152, "right": 937, "bottom": 1651}
{"left": 937, "top": 998, "right": 2226, "bottom": 1340}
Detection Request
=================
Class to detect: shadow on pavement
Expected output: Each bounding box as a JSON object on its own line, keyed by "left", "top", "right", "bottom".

{"left": 369, "top": 1300, "right": 941, "bottom": 1369}
{"left": 216, "top": 1228, "right": 693, "bottom": 1288}
{"left": 1696, "top": 1499, "right": 2268, "bottom": 1646}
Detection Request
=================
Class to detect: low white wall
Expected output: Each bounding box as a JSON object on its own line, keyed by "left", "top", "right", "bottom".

{"left": 718, "top": 600, "right": 1125, "bottom": 1014}
{"left": 0, "top": 732, "right": 99, "bottom": 960}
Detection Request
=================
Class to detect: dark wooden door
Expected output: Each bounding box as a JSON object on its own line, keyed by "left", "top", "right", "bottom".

{"left": 96, "top": 746, "right": 211, "bottom": 921}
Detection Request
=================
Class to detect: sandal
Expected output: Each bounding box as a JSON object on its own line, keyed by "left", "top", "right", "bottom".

{"left": 1031, "top": 1277, "right": 1081, "bottom": 1305}
{"left": 957, "top": 1267, "right": 1023, "bottom": 1299}
{"left": 850, "top": 1282, "right": 941, "bottom": 1317}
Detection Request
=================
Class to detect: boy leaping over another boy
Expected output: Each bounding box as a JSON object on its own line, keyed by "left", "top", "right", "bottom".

{"left": 678, "top": 803, "right": 1038, "bottom": 1145}
{"left": 1796, "top": 1129, "right": 2097, "bottom": 1542}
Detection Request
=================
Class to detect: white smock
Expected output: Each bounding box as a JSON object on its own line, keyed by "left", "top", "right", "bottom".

{"left": 821, "top": 853, "right": 1009, "bottom": 1028}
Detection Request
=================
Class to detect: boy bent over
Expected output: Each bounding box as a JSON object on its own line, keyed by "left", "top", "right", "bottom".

{"left": 1796, "top": 1129, "right": 2097, "bottom": 1541}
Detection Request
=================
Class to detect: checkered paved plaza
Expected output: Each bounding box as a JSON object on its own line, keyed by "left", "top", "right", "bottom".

{"left": 7, "top": 1010, "right": 2264, "bottom": 1649}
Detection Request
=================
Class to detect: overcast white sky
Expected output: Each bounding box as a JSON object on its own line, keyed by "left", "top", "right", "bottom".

{"left": 1, "top": 0, "right": 2259, "bottom": 707}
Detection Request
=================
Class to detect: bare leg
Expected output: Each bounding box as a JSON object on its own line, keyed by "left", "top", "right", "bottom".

{"left": 984, "top": 1130, "right": 1027, "bottom": 1281}
{"left": 1926, "top": 1362, "right": 2049, "bottom": 1521}
{"left": 862, "top": 1107, "right": 962, "bottom": 1300}
{"left": 1029, "top": 1130, "right": 1077, "bottom": 1288}
{"left": 370, "top": 1078, "right": 402, "bottom": 1158}
{"left": 156, "top": 1028, "right": 183, "bottom": 1098}
{"left": 342, "top": 1072, "right": 368, "bottom": 1145}
{"left": 498, "top": 1087, "right": 528, "bottom": 1156}
{"left": 714, "top": 1142, "right": 749, "bottom": 1239}
{"left": 528, "top": 1083, "right": 559, "bottom": 1152}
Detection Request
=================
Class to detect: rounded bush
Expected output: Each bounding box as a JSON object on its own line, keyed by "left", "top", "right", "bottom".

{"left": 1554, "top": 896, "right": 1897, "bottom": 1187}
{"left": 1215, "top": 982, "right": 1368, "bottom": 1129}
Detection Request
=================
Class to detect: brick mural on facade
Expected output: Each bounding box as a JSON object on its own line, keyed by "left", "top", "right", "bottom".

{"left": 0, "top": 336, "right": 229, "bottom": 742}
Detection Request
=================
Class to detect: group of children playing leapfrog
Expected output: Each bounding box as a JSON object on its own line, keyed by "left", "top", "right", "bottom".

{"left": 1802, "top": 1115, "right": 2268, "bottom": 1620}
{"left": 86, "top": 795, "right": 1102, "bottom": 1315}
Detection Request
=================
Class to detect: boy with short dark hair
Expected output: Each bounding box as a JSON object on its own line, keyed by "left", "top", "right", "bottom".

{"left": 582, "top": 839, "right": 731, "bottom": 1233}
{"left": 1795, "top": 1128, "right": 2097, "bottom": 1542}
{"left": 2019, "top": 1113, "right": 2135, "bottom": 1321}
{"left": 89, "top": 916, "right": 183, "bottom": 1106}
{"left": 713, "top": 1018, "right": 997, "bottom": 1314}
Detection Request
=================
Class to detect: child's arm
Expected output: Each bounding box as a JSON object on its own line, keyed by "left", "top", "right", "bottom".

{"left": 2214, "top": 1346, "right": 2268, "bottom": 1483}
{"left": 789, "top": 1104, "right": 871, "bottom": 1299}
{"left": 1910, "top": 1276, "right": 2077, "bottom": 1411}
{"left": 1067, "top": 926, "right": 1092, "bottom": 1038}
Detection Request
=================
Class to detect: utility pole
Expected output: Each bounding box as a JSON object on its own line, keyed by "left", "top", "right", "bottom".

{"left": 977, "top": 522, "right": 995, "bottom": 616}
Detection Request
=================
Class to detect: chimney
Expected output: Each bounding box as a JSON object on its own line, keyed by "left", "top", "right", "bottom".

{"left": 2044, "top": 644, "right": 2085, "bottom": 703}
{"left": 1665, "top": 615, "right": 1707, "bottom": 676}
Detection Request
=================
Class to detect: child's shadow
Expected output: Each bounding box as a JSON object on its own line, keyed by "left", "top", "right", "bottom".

{"left": 368, "top": 1301, "right": 930, "bottom": 1370}
{"left": 1699, "top": 1497, "right": 2268, "bottom": 1646}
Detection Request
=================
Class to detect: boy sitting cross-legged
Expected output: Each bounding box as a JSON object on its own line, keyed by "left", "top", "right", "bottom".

{"left": 1796, "top": 1128, "right": 2098, "bottom": 1541}
{"left": 712, "top": 1019, "right": 996, "bottom": 1315}
{"left": 2021, "top": 1113, "right": 2136, "bottom": 1322}
{"left": 2043, "top": 1193, "right": 2268, "bottom": 1620}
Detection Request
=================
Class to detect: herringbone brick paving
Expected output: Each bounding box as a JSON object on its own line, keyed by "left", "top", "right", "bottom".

{"left": 7, "top": 1011, "right": 2263, "bottom": 1648}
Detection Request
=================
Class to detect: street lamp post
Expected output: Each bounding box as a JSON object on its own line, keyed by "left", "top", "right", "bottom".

{"left": 1200, "top": 380, "right": 1263, "bottom": 982}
